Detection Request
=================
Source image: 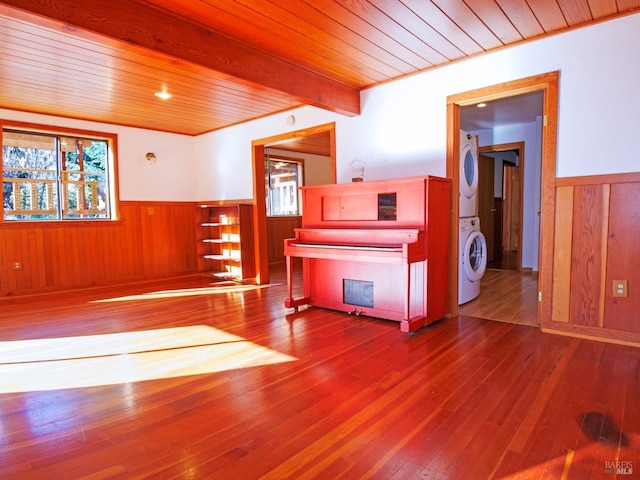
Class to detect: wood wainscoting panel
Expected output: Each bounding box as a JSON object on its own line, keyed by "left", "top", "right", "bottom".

{"left": 267, "top": 216, "right": 301, "bottom": 264}
{"left": 604, "top": 182, "right": 640, "bottom": 332}
{"left": 569, "top": 184, "right": 605, "bottom": 327}
{"left": 0, "top": 201, "right": 198, "bottom": 297}
{"left": 545, "top": 172, "right": 640, "bottom": 346}
{"left": 551, "top": 186, "right": 573, "bottom": 323}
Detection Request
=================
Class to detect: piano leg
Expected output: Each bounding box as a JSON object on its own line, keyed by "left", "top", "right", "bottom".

{"left": 400, "top": 261, "right": 433, "bottom": 333}
{"left": 284, "top": 254, "right": 311, "bottom": 310}
{"left": 284, "top": 253, "right": 296, "bottom": 309}
{"left": 401, "top": 317, "right": 428, "bottom": 333}
{"left": 404, "top": 262, "right": 411, "bottom": 326}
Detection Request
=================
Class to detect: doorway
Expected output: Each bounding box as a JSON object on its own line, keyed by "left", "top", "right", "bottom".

{"left": 478, "top": 143, "right": 524, "bottom": 271}
{"left": 446, "top": 72, "right": 559, "bottom": 325}
{"left": 251, "top": 122, "right": 336, "bottom": 284}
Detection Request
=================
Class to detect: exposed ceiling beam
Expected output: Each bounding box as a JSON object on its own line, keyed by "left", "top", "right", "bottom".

{"left": 0, "top": 0, "right": 361, "bottom": 117}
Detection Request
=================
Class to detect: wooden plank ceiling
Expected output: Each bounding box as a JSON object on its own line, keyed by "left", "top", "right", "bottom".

{"left": 0, "top": 0, "right": 638, "bottom": 137}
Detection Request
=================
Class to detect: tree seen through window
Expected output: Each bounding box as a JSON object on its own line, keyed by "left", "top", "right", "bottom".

{"left": 2, "top": 129, "right": 112, "bottom": 221}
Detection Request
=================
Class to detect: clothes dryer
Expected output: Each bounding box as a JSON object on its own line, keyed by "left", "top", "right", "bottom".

{"left": 459, "top": 216, "right": 487, "bottom": 304}
{"left": 460, "top": 129, "right": 479, "bottom": 218}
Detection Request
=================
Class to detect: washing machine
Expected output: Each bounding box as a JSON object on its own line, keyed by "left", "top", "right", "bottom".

{"left": 460, "top": 129, "right": 479, "bottom": 218}
{"left": 459, "top": 217, "right": 487, "bottom": 304}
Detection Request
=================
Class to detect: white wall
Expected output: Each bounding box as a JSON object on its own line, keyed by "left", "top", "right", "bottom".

{"left": 0, "top": 109, "right": 196, "bottom": 202}
{"left": 196, "top": 13, "right": 640, "bottom": 200}
{"left": 267, "top": 148, "right": 332, "bottom": 186}
{"left": 193, "top": 110, "right": 339, "bottom": 201}
{"left": 300, "top": 153, "right": 332, "bottom": 186}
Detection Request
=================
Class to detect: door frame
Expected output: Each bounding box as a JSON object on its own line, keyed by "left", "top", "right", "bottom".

{"left": 446, "top": 72, "right": 558, "bottom": 322}
{"left": 250, "top": 122, "right": 336, "bottom": 284}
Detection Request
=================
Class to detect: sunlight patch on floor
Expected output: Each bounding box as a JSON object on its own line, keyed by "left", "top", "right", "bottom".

{"left": 90, "top": 283, "right": 276, "bottom": 302}
{"left": 0, "top": 325, "right": 296, "bottom": 393}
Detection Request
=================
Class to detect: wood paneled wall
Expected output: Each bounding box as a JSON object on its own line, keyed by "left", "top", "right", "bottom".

{"left": 267, "top": 216, "right": 301, "bottom": 265}
{"left": 545, "top": 173, "right": 640, "bottom": 346}
{"left": 0, "top": 201, "right": 198, "bottom": 297}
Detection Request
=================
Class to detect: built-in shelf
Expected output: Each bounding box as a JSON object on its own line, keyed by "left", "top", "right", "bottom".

{"left": 203, "top": 254, "right": 241, "bottom": 261}
{"left": 202, "top": 239, "right": 240, "bottom": 244}
{"left": 201, "top": 222, "right": 240, "bottom": 227}
{"left": 196, "top": 204, "right": 256, "bottom": 281}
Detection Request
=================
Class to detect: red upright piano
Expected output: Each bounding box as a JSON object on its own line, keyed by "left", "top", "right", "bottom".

{"left": 284, "top": 175, "right": 450, "bottom": 332}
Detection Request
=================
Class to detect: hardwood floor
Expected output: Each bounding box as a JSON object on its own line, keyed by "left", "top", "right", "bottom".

{"left": 486, "top": 252, "right": 518, "bottom": 271}
{"left": 0, "top": 269, "right": 638, "bottom": 479}
{"left": 459, "top": 269, "right": 539, "bottom": 327}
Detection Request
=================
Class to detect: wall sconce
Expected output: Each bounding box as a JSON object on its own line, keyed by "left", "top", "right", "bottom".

{"left": 146, "top": 152, "right": 157, "bottom": 164}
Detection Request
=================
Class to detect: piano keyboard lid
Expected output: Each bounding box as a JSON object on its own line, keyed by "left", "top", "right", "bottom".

{"left": 294, "top": 228, "right": 421, "bottom": 248}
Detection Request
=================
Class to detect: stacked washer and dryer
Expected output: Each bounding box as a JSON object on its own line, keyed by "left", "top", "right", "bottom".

{"left": 459, "top": 130, "right": 488, "bottom": 304}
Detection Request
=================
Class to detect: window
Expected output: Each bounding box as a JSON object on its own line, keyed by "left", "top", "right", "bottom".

{"left": 2, "top": 126, "right": 115, "bottom": 221}
{"left": 265, "top": 154, "right": 302, "bottom": 216}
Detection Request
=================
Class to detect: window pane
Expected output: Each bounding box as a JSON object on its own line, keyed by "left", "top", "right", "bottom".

{"left": 2, "top": 130, "right": 111, "bottom": 221}
{"left": 266, "top": 159, "right": 300, "bottom": 216}
{"left": 61, "top": 138, "right": 109, "bottom": 219}
{"left": 2, "top": 132, "right": 58, "bottom": 220}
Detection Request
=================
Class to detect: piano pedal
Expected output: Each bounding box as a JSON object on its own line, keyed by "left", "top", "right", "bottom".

{"left": 348, "top": 307, "right": 363, "bottom": 316}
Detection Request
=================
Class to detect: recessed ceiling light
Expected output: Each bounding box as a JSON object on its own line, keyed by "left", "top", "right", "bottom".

{"left": 154, "top": 90, "right": 172, "bottom": 100}
{"left": 477, "top": 102, "right": 487, "bottom": 108}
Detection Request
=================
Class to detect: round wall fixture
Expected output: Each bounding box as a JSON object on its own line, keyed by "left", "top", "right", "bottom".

{"left": 286, "top": 115, "right": 295, "bottom": 126}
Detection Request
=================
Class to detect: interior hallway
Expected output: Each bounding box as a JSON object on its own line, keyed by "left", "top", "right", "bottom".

{"left": 458, "top": 268, "right": 539, "bottom": 327}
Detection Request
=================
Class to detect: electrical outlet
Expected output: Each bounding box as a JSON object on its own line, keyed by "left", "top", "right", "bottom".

{"left": 613, "top": 280, "right": 628, "bottom": 298}
{"left": 12, "top": 261, "right": 22, "bottom": 270}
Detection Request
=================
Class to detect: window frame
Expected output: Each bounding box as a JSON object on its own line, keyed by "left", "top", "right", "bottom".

{"left": 1, "top": 120, "right": 119, "bottom": 224}
{"left": 265, "top": 154, "right": 304, "bottom": 217}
